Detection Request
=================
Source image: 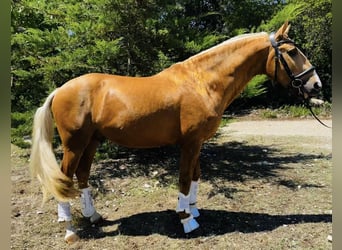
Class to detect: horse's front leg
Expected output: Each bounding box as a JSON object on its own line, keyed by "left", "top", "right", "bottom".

{"left": 176, "top": 141, "right": 202, "bottom": 233}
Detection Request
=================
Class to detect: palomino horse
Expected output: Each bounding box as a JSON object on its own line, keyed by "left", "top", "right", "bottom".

{"left": 30, "top": 22, "right": 322, "bottom": 243}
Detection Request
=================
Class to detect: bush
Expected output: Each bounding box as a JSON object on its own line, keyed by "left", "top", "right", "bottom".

{"left": 11, "top": 111, "right": 34, "bottom": 148}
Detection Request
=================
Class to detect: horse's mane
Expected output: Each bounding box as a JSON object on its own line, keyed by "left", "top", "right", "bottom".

{"left": 188, "top": 32, "right": 268, "bottom": 60}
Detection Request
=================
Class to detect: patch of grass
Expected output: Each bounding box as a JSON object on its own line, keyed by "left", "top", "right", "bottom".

{"left": 259, "top": 102, "right": 331, "bottom": 119}
{"left": 261, "top": 109, "right": 278, "bottom": 119}
{"left": 280, "top": 105, "right": 311, "bottom": 117}
{"left": 220, "top": 117, "right": 236, "bottom": 127}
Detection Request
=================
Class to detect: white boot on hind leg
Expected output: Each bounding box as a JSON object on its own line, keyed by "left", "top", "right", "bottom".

{"left": 64, "top": 221, "right": 80, "bottom": 244}
{"left": 176, "top": 192, "right": 200, "bottom": 233}
{"left": 80, "top": 187, "right": 102, "bottom": 223}
{"left": 57, "top": 202, "right": 79, "bottom": 244}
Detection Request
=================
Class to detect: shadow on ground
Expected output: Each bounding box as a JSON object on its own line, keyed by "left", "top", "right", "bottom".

{"left": 76, "top": 138, "right": 332, "bottom": 240}
{"left": 77, "top": 209, "right": 332, "bottom": 239}
{"left": 90, "top": 140, "right": 330, "bottom": 194}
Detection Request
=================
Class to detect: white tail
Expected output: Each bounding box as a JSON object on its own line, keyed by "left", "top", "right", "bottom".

{"left": 30, "top": 89, "right": 79, "bottom": 203}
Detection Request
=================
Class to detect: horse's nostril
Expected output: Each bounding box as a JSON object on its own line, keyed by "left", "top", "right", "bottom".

{"left": 314, "top": 82, "right": 322, "bottom": 90}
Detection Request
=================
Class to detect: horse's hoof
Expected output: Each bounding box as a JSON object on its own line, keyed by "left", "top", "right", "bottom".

{"left": 89, "top": 211, "right": 102, "bottom": 224}
{"left": 190, "top": 206, "right": 200, "bottom": 218}
{"left": 181, "top": 215, "right": 199, "bottom": 233}
{"left": 64, "top": 229, "right": 80, "bottom": 244}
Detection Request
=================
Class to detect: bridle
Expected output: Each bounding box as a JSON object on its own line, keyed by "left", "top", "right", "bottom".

{"left": 269, "top": 32, "right": 331, "bottom": 129}
{"left": 269, "top": 32, "right": 316, "bottom": 94}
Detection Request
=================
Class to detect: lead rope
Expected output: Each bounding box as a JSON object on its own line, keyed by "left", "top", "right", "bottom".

{"left": 305, "top": 99, "right": 331, "bottom": 128}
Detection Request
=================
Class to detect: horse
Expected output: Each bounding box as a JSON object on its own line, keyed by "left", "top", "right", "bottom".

{"left": 30, "top": 22, "right": 322, "bottom": 243}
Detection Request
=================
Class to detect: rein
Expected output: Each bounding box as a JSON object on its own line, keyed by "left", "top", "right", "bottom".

{"left": 305, "top": 99, "right": 332, "bottom": 128}
{"left": 269, "top": 32, "right": 331, "bottom": 129}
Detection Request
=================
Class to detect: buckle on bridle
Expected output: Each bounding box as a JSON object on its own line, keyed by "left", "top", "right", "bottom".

{"left": 291, "top": 78, "right": 303, "bottom": 88}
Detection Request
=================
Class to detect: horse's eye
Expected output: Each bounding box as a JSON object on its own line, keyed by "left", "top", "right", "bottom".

{"left": 287, "top": 48, "right": 298, "bottom": 57}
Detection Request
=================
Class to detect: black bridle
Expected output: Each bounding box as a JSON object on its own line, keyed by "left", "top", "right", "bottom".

{"left": 269, "top": 32, "right": 331, "bottom": 129}
{"left": 269, "top": 32, "right": 316, "bottom": 93}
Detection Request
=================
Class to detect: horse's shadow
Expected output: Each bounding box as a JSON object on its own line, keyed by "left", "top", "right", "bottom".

{"left": 77, "top": 209, "right": 331, "bottom": 239}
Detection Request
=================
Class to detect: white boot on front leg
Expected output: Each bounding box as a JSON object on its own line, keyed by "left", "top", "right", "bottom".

{"left": 189, "top": 181, "right": 200, "bottom": 218}
{"left": 176, "top": 192, "right": 200, "bottom": 233}
{"left": 181, "top": 214, "right": 200, "bottom": 233}
{"left": 57, "top": 202, "right": 79, "bottom": 244}
{"left": 80, "top": 187, "right": 101, "bottom": 223}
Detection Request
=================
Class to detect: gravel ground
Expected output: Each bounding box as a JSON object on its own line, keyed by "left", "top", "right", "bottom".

{"left": 221, "top": 119, "right": 332, "bottom": 139}
{"left": 11, "top": 118, "right": 333, "bottom": 249}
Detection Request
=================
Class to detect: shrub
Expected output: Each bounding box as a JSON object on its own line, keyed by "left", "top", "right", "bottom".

{"left": 11, "top": 111, "right": 34, "bottom": 148}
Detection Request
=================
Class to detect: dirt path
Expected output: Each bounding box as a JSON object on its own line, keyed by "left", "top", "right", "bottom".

{"left": 218, "top": 119, "right": 332, "bottom": 152}
{"left": 11, "top": 119, "right": 332, "bottom": 250}
{"left": 222, "top": 119, "right": 332, "bottom": 138}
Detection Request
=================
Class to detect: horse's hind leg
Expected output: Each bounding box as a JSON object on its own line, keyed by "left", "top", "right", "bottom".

{"left": 58, "top": 147, "right": 84, "bottom": 243}
{"left": 57, "top": 131, "right": 99, "bottom": 243}
{"left": 76, "top": 138, "right": 102, "bottom": 223}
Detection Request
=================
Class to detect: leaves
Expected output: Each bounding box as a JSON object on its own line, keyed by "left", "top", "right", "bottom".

{"left": 11, "top": 0, "right": 331, "bottom": 113}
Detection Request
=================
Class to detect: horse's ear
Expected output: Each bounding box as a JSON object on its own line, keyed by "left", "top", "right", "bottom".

{"left": 284, "top": 23, "right": 291, "bottom": 37}
{"left": 275, "top": 21, "right": 290, "bottom": 40}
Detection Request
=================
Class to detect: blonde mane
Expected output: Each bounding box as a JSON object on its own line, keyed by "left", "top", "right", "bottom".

{"left": 188, "top": 32, "right": 268, "bottom": 60}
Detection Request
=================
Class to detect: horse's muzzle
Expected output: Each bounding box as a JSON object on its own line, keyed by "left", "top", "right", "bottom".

{"left": 307, "top": 81, "right": 322, "bottom": 97}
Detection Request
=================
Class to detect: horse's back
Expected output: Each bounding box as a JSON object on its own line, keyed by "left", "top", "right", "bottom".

{"left": 51, "top": 73, "right": 184, "bottom": 148}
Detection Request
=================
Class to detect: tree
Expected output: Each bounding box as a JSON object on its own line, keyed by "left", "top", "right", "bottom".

{"left": 290, "top": 0, "right": 332, "bottom": 101}
{"left": 11, "top": 0, "right": 331, "bottom": 147}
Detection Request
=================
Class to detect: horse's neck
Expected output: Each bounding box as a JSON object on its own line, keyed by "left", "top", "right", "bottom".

{"left": 182, "top": 33, "right": 270, "bottom": 112}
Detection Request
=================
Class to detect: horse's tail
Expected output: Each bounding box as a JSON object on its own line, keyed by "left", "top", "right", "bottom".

{"left": 30, "top": 89, "right": 79, "bottom": 203}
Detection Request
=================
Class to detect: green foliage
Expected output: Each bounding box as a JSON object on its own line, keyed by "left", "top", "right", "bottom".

{"left": 257, "top": 0, "right": 332, "bottom": 102}
{"left": 11, "top": 111, "right": 34, "bottom": 148}
{"left": 11, "top": 0, "right": 332, "bottom": 148}
{"left": 257, "top": 2, "right": 305, "bottom": 32}
{"left": 290, "top": 0, "right": 332, "bottom": 101}
{"left": 240, "top": 75, "right": 267, "bottom": 99}
{"left": 95, "top": 141, "right": 120, "bottom": 161}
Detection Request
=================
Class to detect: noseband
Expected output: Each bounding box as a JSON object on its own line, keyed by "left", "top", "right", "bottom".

{"left": 269, "top": 32, "right": 316, "bottom": 92}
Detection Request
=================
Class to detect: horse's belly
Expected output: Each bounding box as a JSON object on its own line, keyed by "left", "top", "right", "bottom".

{"left": 100, "top": 113, "right": 181, "bottom": 148}
{"left": 104, "top": 127, "right": 180, "bottom": 148}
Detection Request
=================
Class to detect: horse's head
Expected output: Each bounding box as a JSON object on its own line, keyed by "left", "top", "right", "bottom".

{"left": 266, "top": 22, "right": 322, "bottom": 99}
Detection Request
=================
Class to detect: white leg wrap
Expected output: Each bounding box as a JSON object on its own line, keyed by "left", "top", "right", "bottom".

{"left": 189, "top": 181, "right": 200, "bottom": 218}
{"left": 58, "top": 202, "right": 72, "bottom": 222}
{"left": 80, "top": 187, "right": 96, "bottom": 218}
{"left": 181, "top": 214, "right": 200, "bottom": 233}
{"left": 176, "top": 192, "right": 190, "bottom": 214}
{"left": 176, "top": 191, "right": 200, "bottom": 233}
